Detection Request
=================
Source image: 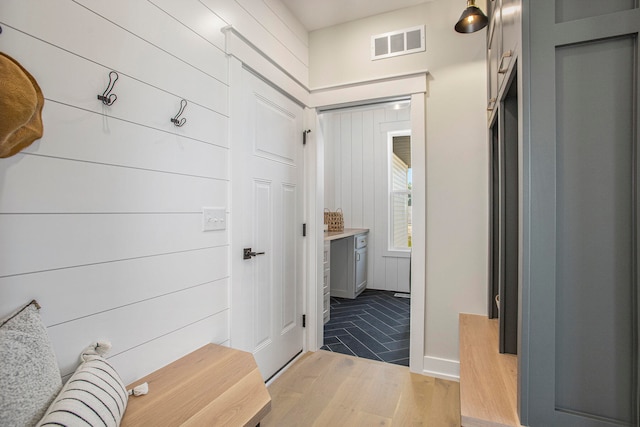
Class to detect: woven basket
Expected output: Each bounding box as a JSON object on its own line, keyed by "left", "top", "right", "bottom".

{"left": 324, "top": 208, "right": 344, "bottom": 232}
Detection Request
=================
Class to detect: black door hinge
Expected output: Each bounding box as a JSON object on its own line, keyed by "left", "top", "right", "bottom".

{"left": 303, "top": 223, "right": 307, "bottom": 237}
{"left": 303, "top": 129, "right": 311, "bottom": 145}
{"left": 302, "top": 314, "right": 306, "bottom": 328}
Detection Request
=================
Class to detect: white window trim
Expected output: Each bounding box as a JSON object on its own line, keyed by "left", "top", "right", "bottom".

{"left": 384, "top": 129, "right": 412, "bottom": 258}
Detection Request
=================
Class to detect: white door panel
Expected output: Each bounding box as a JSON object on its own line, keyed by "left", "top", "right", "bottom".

{"left": 254, "top": 95, "right": 297, "bottom": 165}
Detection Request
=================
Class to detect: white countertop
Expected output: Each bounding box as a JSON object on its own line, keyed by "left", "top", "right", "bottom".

{"left": 324, "top": 228, "right": 369, "bottom": 241}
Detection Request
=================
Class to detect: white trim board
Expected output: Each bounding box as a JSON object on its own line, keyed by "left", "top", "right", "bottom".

{"left": 310, "top": 69, "right": 430, "bottom": 92}
{"left": 223, "top": 26, "right": 309, "bottom": 106}
{"left": 423, "top": 355, "right": 460, "bottom": 382}
{"left": 408, "top": 92, "right": 426, "bottom": 375}
{"left": 309, "top": 72, "right": 428, "bottom": 109}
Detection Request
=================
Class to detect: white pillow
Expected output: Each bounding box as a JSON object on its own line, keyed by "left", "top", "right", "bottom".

{"left": 0, "top": 301, "right": 62, "bottom": 427}
{"left": 37, "top": 342, "right": 128, "bottom": 427}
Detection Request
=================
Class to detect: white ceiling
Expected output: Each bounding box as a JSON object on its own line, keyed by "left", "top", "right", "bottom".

{"left": 280, "top": 0, "right": 431, "bottom": 31}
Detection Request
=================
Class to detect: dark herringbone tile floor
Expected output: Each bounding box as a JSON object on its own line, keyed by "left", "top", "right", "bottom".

{"left": 321, "top": 289, "right": 411, "bottom": 366}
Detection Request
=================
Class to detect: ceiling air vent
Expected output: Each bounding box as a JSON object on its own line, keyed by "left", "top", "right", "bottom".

{"left": 371, "top": 25, "right": 425, "bottom": 60}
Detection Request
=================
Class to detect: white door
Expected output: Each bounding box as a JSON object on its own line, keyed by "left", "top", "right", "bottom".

{"left": 231, "top": 66, "right": 304, "bottom": 380}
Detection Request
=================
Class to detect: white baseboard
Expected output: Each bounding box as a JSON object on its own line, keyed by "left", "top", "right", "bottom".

{"left": 423, "top": 355, "right": 460, "bottom": 382}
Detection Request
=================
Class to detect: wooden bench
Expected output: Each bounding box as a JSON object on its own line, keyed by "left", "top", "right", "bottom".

{"left": 121, "top": 344, "right": 271, "bottom": 427}
{"left": 459, "top": 314, "right": 521, "bottom": 427}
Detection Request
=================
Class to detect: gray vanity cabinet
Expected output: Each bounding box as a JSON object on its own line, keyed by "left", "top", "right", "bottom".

{"left": 329, "top": 231, "right": 369, "bottom": 299}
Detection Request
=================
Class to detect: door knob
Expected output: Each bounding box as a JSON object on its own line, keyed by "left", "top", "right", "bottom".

{"left": 243, "top": 248, "right": 266, "bottom": 260}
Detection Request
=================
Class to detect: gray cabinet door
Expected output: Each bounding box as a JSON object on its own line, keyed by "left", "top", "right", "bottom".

{"left": 355, "top": 247, "right": 367, "bottom": 295}
{"left": 488, "top": 4, "right": 501, "bottom": 112}
{"left": 523, "top": 1, "right": 639, "bottom": 426}
{"left": 499, "top": 75, "right": 519, "bottom": 356}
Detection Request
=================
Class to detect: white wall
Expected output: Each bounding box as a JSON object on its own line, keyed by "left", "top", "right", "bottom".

{"left": 309, "top": 7, "right": 425, "bottom": 88}
{"left": 421, "top": 0, "right": 488, "bottom": 377}
{"left": 310, "top": 0, "right": 488, "bottom": 378}
{"left": 321, "top": 104, "right": 411, "bottom": 293}
{"left": 0, "top": 0, "right": 307, "bottom": 385}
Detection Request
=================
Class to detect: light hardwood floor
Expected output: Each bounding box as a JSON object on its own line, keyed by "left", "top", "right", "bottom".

{"left": 262, "top": 350, "right": 461, "bottom": 427}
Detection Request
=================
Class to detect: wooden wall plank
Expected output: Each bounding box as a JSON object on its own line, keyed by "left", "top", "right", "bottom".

{"left": 397, "top": 107, "right": 410, "bottom": 122}
{"left": 201, "top": 0, "right": 308, "bottom": 86}
{"left": 0, "top": 247, "right": 228, "bottom": 327}
{"left": 332, "top": 113, "right": 342, "bottom": 209}
{"left": 0, "top": 214, "right": 228, "bottom": 277}
{"left": 74, "top": 0, "right": 228, "bottom": 84}
{"left": 263, "top": 0, "right": 309, "bottom": 47}
{"left": 385, "top": 258, "right": 399, "bottom": 292}
{"left": 48, "top": 279, "right": 229, "bottom": 376}
{"left": 362, "top": 110, "right": 377, "bottom": 290}
{"left": 236, "top": 0, "right": 309, "bottom": 65}
{"left": 0, "top": 154, "right": 227, "bottom": 213}
{"left": 0, "top": 27, "right": 227, "bottom": 145}
{"left": 397, "top": 258, "right": 411, "bottom": 293}
{"left": 24, "top": 102, "right": 228, "bottom": 179}
{"left": 0, "top": 0, "right": 228, "bottom": 111}
{"left": 109, "top": 313, "right": 229, "bottom": 385}
{"left": 340, "top": 113, "right": 352, "bottom": 228}
{"left": 149, "top": 0, "right": 227, "bottom": 51}
{"left": 321, "top": 115, "right": 334, "bottom": 209}
{"left": 351, "top": 111, "right": 364, "bottom": 226}
{"left": 373, "top": 109, "right": 388, "bottom": 289}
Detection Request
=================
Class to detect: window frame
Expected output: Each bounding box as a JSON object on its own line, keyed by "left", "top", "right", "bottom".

{"left": 385, "top": 129, "right": 412, "bottom": 257}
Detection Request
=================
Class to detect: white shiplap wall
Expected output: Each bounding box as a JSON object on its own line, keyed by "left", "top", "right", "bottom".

{"left": 0, "top": 0, "right": 308, "bottom": 385}
{"left": 202, "top": 0, "right": 309, "bottom": 87}
{"left": 322, "top": 104, "right": 411, "bottom": 293}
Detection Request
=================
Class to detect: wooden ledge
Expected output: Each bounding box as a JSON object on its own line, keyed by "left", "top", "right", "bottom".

{"left": 121, "top": 344, "right": 271, "bottom": 427}
{"left": 459, "top": 314, "right": 520, "bottom": 427}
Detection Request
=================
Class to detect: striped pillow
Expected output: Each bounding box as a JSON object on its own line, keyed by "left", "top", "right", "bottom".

{"left": 38, "top": 343, "right": 128, "bottom": 427}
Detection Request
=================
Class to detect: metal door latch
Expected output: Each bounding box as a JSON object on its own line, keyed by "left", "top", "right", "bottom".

{"left": 243, "top": 248, "right": 265, "bottom": 260}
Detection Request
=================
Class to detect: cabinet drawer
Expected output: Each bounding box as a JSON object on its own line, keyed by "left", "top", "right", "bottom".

{"left": 323, "top": 269, "right": 330, "bottom": 293}
{"left": 487, "top": 6, "right": 500, "bottom": 115}
{"left": 500, "top": 0, "right": 519, "bottom": 79}
{"left": 323, "top": 241, "right": 330, "bottom": 265}
{"left": 355, "top": 234, "right": 368, "bottom": 249}
{"left": 323, "top": 292, "right": 330, "bottom": 324}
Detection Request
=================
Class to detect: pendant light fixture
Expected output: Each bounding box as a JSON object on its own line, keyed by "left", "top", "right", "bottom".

{"left": 454, "top": 0, "right": 488, "bottom": 33}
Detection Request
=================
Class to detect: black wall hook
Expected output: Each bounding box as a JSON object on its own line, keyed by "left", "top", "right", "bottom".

{"left": 171, "top": 99, "right": 188, "bottom": 127}
{"left": 97, "top": 71, "right": 119, "bottom": 106}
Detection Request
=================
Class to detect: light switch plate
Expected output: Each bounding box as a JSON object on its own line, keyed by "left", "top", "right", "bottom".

{"left": 202, "top": 207, "right": 226, "bottom": 231}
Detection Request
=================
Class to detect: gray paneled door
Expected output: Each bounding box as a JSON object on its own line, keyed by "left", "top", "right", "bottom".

{"left": 523, "top": 1, "right": 639, "bottom": 426}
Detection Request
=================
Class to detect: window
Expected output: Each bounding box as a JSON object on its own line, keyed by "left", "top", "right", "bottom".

{"left": 389, "top": 133, "right": 412, "bottom": 251}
